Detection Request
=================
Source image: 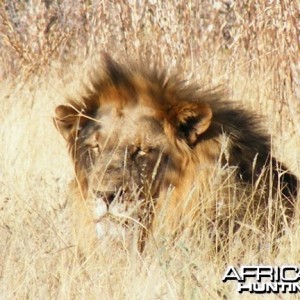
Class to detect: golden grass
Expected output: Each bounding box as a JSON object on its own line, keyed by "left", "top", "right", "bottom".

{"left": 1, "top": 1, "right": 300, "bottom": 299}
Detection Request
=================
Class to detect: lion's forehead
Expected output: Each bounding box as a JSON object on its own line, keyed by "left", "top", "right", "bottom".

{"left": 96, "top": 104, "right": 166, "bottom": 146}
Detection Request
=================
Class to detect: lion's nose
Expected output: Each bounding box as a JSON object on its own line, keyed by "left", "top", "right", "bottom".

{"left": 95, "top": 191, "right": 116, "bottom": 207}
{"left": 95, "top": 189, "right": 124, "bottom": 208}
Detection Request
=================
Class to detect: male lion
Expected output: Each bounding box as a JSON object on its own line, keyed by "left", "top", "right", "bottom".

{"left": 55, "top": 54, "right": 298, "bottom": 251}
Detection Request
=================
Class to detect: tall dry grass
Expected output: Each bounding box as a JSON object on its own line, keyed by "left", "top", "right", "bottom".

{"left": 0, "top": 1, "right": 300, "bottom": 299}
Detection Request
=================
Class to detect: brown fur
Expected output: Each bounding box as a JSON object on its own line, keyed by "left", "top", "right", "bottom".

{"left": 54, "top": 54, "right": 298, "bottom": 250}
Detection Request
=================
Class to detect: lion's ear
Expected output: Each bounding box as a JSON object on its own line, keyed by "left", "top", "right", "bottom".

{"left": 54, "top": 105, "right": 79, "bottom": 141}
{"left": 174, "top": 102, "right": 212, "bottom": 145}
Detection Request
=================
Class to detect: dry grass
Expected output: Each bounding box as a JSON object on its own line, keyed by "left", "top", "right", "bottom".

{"left": 0, "top": 1, "right": 300, "bottom": 299}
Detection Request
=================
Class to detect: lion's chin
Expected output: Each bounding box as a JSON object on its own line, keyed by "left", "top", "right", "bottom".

{"left": 95, "top": 218, "right": 127, "bottom": 240}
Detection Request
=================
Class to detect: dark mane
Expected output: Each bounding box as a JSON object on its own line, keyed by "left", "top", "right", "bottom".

{"left": 57, "top": 55, "right": 298, "bottom": 200}
{"left": 76, "top": 56, "right": 270, "bottom": 156}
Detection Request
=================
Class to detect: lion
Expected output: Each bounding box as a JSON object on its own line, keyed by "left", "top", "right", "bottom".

{"left": 54, "top": 54, "right": 298, "bottom": 252}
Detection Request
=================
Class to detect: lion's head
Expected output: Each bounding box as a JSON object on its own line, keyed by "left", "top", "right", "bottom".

{"left": 55, "top": 54, "right": 298, "bottom": 247}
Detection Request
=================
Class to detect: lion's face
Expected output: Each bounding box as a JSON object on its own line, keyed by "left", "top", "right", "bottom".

{"left": 55, "top": 88, "right": 212, "bottom": 239}
{"left": 79, "top": 104, "right": 179, "bottom": 238}
{"left": 78, "top": 104, "right": 172, "bottom": 205}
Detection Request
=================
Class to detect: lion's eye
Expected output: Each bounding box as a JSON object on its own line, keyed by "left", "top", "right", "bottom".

{"left": 138, "top": 149, "right": 147, "bottom": 156}
{"left": 130, "top": 146, "right": 148, "bottom": 159}
{"left": 138, "top": 147, "right": 155, "bottom": 157}
{"left": 129, "top": 146, "right": 155, "bottom": 160}
{"left": 89, "top": 143, "right": 100, "bottom": 152}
